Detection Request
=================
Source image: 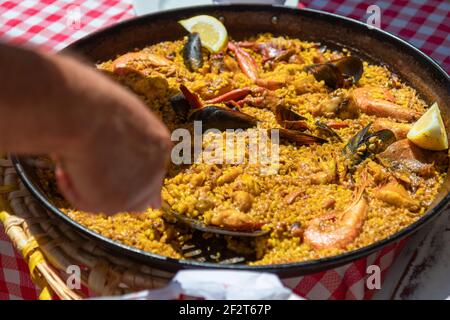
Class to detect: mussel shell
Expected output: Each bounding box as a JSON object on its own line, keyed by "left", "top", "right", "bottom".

{"left": 332, "top": 56, "right": 364, "bottom": 84}
{"left": 343, "top": 123, "right": 396, "bottom": 164}
{"left": 305, "top": 56, "right": 364, "bottom": 89}
{"left": 282, "top": 120, "right": 310, "bottom": 131}
{"left": 169, "top": 93, "right": 191, "bottom": 121}
{"left": 365, "top": 129, "right": 396, "bottom": 153}
{"left": 183, "top": 33, "right": 203, "bottom": 71}
{"left": 189, "top": 105, "right": 257, "bottom": 131}
{"left": 305, "top": 63, "right": 344, "bottom": 89}
{"left": 273, "top": 128, "right": 328, "bottom": 145}
{"left": 315, "top": 121, "right": 342, "bottom": 142}
{"left": 275, "top": 105, "right": 309, "bottom": 131}
{"left": 343, "top": 123, "right": 372, "bottom": 156}
{"left": 275, "top": 105, "right": 307, "bottom": 123}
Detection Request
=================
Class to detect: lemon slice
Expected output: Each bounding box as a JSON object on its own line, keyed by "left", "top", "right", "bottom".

{"left": 178, "top": 15, "right": 228, "bottom": 53}
{"left": 407, "top": 102, "right": 448, "bottom": 150}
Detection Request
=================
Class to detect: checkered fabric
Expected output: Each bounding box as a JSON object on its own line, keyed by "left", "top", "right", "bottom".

{"left": 0, "top": 226, "right": 39, "bottom": 300}
{"left": 0, "top": 0, "right": 445, "bottom": 300}
{"left": 283, "top": 240, "right": 406, "bottom": 299}
{"left": 0, "top": 0, "right": 134, "bottom": 51}
{"left": 301, "top": 0, "right": 450, "bottom": 73}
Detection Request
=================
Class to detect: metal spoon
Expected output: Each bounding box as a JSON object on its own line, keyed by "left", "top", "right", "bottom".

{"left": 161, "top": 201, "right": 269, "bottom": 237}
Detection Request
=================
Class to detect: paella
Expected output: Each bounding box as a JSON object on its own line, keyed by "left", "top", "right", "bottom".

{"left": 36, "top": 16, "right": 448, "bottom": 265}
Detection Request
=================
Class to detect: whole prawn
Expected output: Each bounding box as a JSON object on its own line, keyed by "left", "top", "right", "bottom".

{"left": 304, "top": 173, "right": 368, "bottom": 250}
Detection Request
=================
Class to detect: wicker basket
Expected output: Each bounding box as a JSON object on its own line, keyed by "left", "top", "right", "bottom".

{"left": 0, "top": 156, "right": 174, "bottom": 300}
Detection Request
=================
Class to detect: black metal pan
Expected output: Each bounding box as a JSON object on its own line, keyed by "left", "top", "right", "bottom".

{"left": 11, "top": 4, "right": 450, "bottom": 277}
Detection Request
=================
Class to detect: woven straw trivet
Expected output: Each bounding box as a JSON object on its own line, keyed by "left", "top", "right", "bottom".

{"left": 0, "top": 156, "right": 174, "bottom": 300}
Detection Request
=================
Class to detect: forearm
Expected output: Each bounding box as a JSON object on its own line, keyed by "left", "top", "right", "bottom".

{"left": 0, "top": 43, "right": 171, "bottom": 213}
{"left": 0, "top": 44, "right": 122, "bottom": 155}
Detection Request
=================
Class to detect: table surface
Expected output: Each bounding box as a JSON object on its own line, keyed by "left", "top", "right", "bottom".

{"left": 0, "top": 0, "right": 449, "bottom": 300}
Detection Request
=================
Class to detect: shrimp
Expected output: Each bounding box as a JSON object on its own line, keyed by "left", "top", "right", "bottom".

{"left": 304, "top": 175, "right": 368, "bottom": 250}
{"left": 111, "top": 51, "right": 171, "bottom": 76}
{"left": 349, "top": 87, "right": 421, "bottom": 122}
{"left": 227, "top": 42, "right": 285, "bottom": 90}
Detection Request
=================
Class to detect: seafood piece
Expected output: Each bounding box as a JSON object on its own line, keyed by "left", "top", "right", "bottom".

{"left": 189, "top": 105, "right": 257, "bottom": 131}
{"left": 237, "top": 39, "right": 301, "bottom": 64}
{"left": 210, "top": 53, "right": 240, "bottom": 74}
{"left": 275, "top": 105, "right": 309, "bottom": 131}
{"left": 333, "top": 56, "right": 364, "bottom": 84}
{"left": 171, "top": 85, "right": 257, "bottom": 131}
{"left": 273, "top": 48, "right": 296, "bottom": 62}
{"left": 228, "top": 42, "right": 286, "bottom": 89}
{"left": 273, "top": 128, "right": 328, "bottom": 145}
{"left": 305, "top": 63, "right": 344, "bottom": 89}
{"left": 322, "top": 198, "right": 336, "bottom": 209}
{"left": 313, "top": 51, "right": 327, "bottom": 64}
{"left": 326, "top": 121, "right": 349, "bottom": 129}
{"left": 210, "top": 209, "right": 263, "bottom": 231}
{"left": 311, "top": 89, "right": 349, "bottom": 118}
{"left": 304, "top": 177, "right": 368, "bottom": 250}
{"left": 254, "top": 78, "right": 285, "bottom": 90}
{"left": 349, "top": 87, "right": 421, "bottom": 122}
{"left": 236, "top": 40, "right": 282, "bottom": 62}
{"left": 372, "top": 118, "right": 412, "bottom": 140}
{"left": 223, "top": 54, "right": 240, "bottom": 72}
{"left": 343, "top": 123, "right": 396, "bottom": 165}
{"left": 205, "top": 87, "right": 253, "bottom": 104}
{"left": 288, "top": 54, "right": 305, "bottom": 64}
{"left": 315, "top": 121, "right": 342, "bottom": 142}
{"left": 224, "top": 100, "right": 242, "bottom": 111}
{"left": 183, "top": 33, "right": 203, "bottom": 71}
{"left": 196, "top": 75, "right": 234, "bottom": 100}
{"left": 228, "top": 41, "right": 259, "bottom": 81}
{"left": 179, "top": 84, "right": 203, "bottom": 109}
{"left": 375, "top": 179, "right": 420, "bottom": 212}
{"left": 284, "top": 189, "right": 306, "bottom": 205}
{"left": 310, "top": 158, "right": 337, "bottom": 185}
{"left": 237, "top": 88, "right": 281, "bottom": 110}
{"left": 290, "top": 222, "right": 304, "bottom": 238}
{"left": 217, "top": 167, "right": 243, "bottom": 186}
{"left": 111, "top": 51, "right": 171, "bottom": 76}
{"left": 378, "top": 139, "right": 448, "bottom": 176}
{"left": 169, "top": 93, "right": 191, "bottom": 121}
{"left": 305, "top": 56, "right": 364, "bottom": 89}
{"left": 199, "top": 86, "right": 275, "bottom": 111}
{"left": 232, "top": 191, "right": 254, "bottom": 212}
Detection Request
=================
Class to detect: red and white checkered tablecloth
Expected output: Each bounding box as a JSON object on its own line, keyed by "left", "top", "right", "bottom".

{"left": 301, "top": 0, "right": 450, "bottom": 73}
{"left": 0, "top": 0, "right": 447, "bottom": 300}
{"left": 0, "top": 0, "right": 134, "bottom": 51}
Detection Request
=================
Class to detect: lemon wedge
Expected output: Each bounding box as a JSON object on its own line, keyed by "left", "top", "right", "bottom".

{"left": 407, "top": 102, "right": 448, "bottom": 150}
{"left": 178, "top": 15, "right": 228, "bottom": 53}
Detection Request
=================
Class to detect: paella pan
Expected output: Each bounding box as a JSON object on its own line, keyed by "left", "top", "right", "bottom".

{"left": 13, "top": 5, "right": 450, "bottom": 276}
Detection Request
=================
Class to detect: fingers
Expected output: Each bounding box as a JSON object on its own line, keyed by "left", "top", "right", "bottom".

{"left": 55, "top": 164, "right": 87, "bottom": 210}
{"left": 55, "top": 151, "right": 167, "bottom": 215}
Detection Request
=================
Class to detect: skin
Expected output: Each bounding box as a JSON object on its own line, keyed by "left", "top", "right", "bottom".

{"left": 0, "top": 44, "right": 171, "bottom": 214}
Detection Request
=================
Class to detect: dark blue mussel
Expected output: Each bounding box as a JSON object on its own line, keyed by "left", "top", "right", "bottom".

{"left": 189, "top": 105, "right": 257, "bottom": 131}
{"left": 170, "top": 85, "right": 257, "bottom": 131}
{"left": 343, "top": 123, "right": 396, "bottom": 165}
{"left": 305, "top": 56, "right": 364, "bottom": 89}
{"left": 183, "top": 33, "right": 203, "bottom": 71}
